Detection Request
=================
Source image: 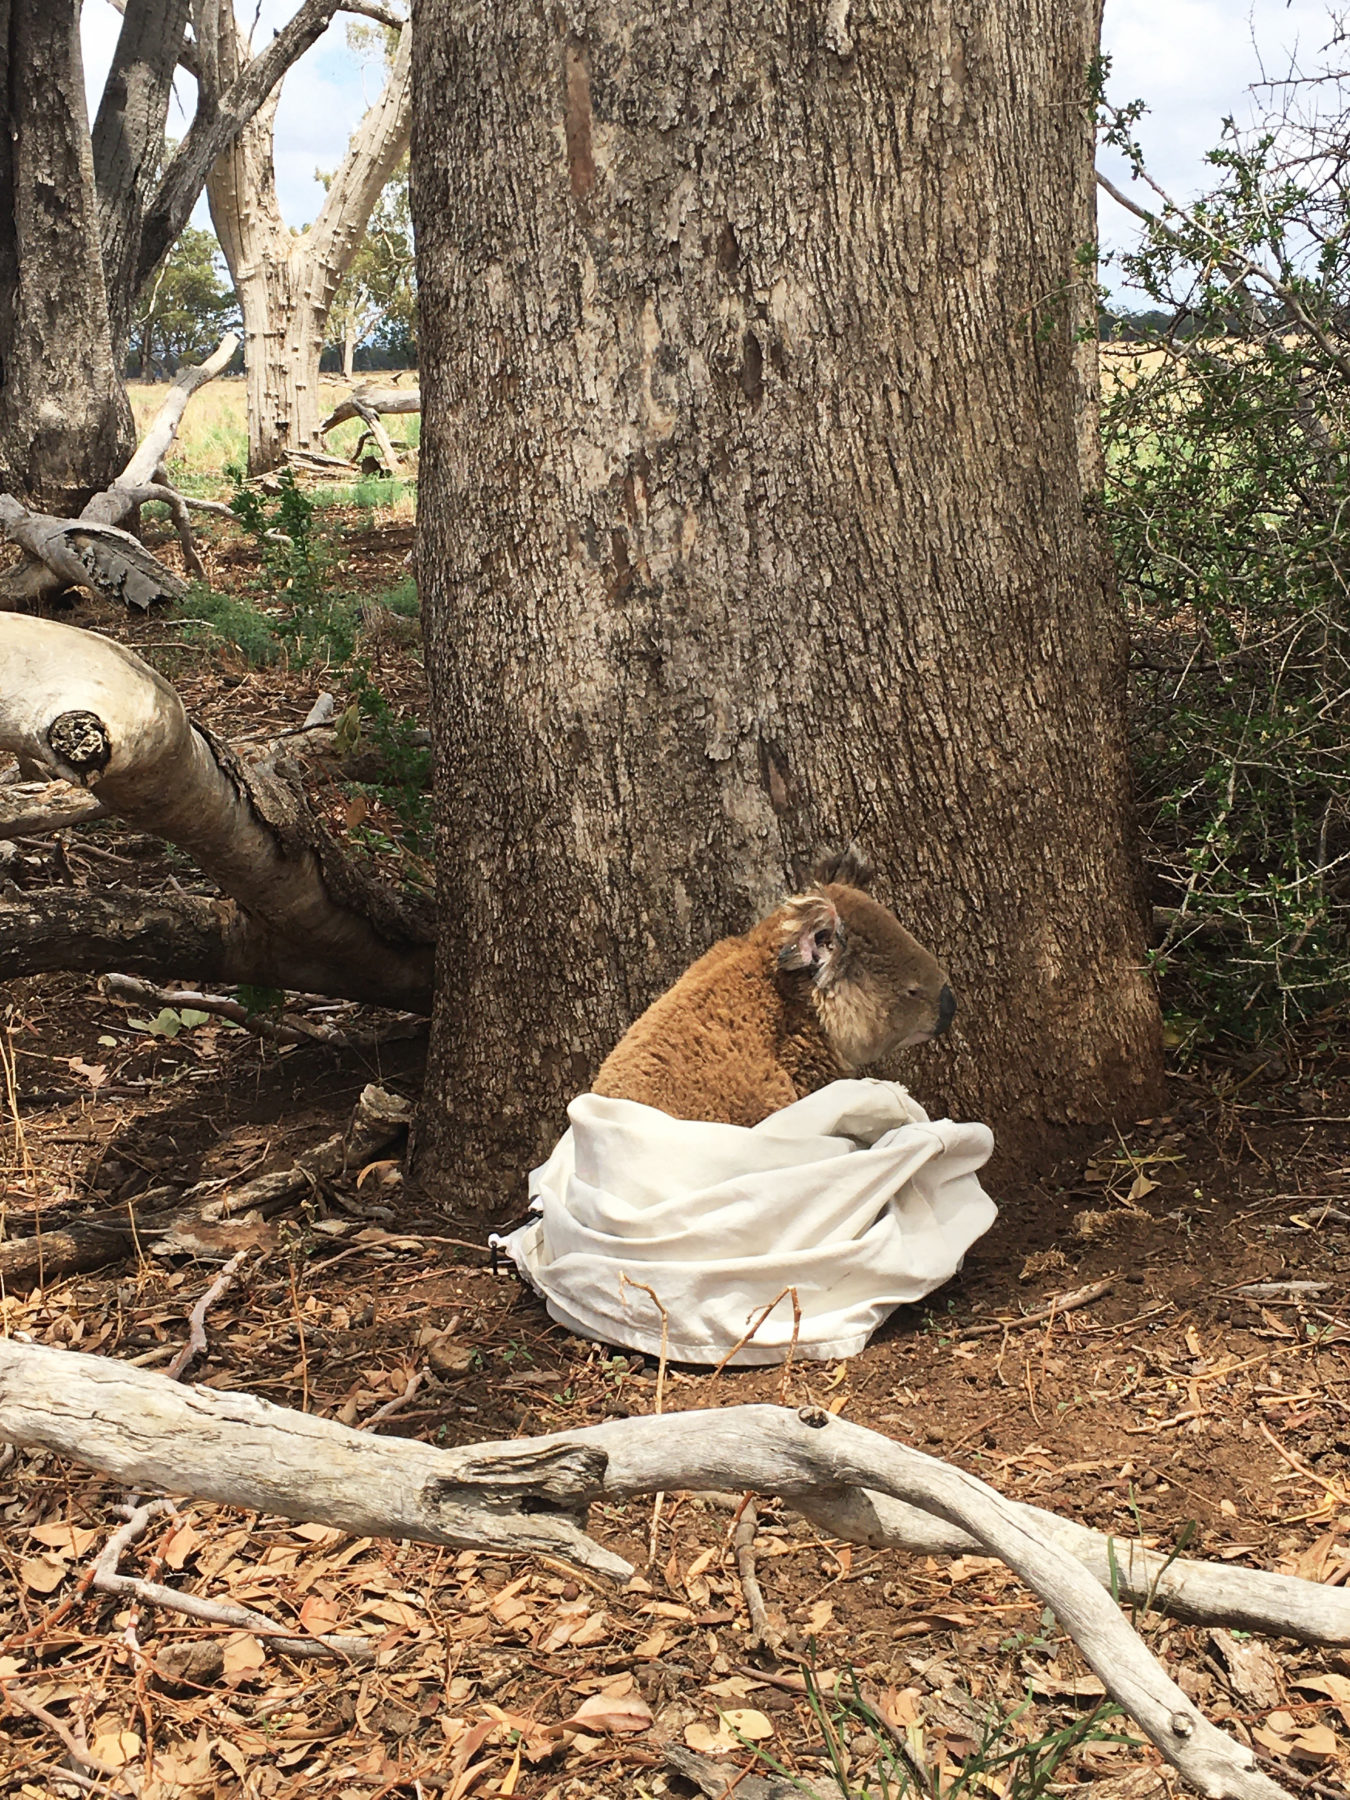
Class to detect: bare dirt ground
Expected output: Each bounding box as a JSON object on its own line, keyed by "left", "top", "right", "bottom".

{"left": 2, "top": 518, "right": 1348, "bottom": 1800}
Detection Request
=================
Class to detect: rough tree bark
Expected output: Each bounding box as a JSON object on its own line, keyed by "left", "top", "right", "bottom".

{"left": 0, "top": 0, "right": 132, "bottom": 511}
{"left": 205, "top": 6, "right": 411, "bottom": 471}
{"left": 411, "top": 2, "right": 1163, "bottom": 1216}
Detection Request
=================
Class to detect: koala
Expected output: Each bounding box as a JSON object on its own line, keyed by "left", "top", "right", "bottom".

{"left": 592, "top": 848, "right": 956, "bottom": 1127}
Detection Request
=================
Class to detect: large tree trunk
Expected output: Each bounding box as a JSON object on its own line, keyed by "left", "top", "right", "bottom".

{"left": 412, "top": 1, "right": 1163, "bottom": 1218}
{"left": 90, "top": 0, "right": 191, "bottom": 360}
{"left": 0, "top": 0, "right": 133, "bottom": 509}
{"left": 206, "top": 10, "right": 411, "bottom": 472}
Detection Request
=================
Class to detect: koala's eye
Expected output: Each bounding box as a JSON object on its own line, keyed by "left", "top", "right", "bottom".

{"left": 906, "top": 984, "right": 922, "bottom": 998}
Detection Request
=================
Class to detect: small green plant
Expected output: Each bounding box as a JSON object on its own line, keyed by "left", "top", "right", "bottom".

{"left": 127, "top": 1006, "right": 211, "bottom": 1039}
{"left": 172, "top": 587, "right": 282, "bottom": 666}
{"left": 742, "top": 1662, "right": 1136, "bottom": 1799}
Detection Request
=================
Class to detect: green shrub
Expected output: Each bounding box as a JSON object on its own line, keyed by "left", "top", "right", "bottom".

{"left": 1098, "top": 75, "right": 1350, "bottom": 1041}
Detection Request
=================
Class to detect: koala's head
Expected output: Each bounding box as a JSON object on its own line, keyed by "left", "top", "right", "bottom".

{"left": 776, "top": 850, "right": 956, "bottom": 1070}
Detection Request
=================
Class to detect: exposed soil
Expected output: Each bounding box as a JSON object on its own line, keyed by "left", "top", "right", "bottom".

{"left": 2, "top": 521, "right": 1348, "bottom": 1800}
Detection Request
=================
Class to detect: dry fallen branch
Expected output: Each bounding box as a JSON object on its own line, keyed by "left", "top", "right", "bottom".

{"left": 93, "top": 1499, "right": 373, "bottom": 1663}
{"left": 103, "top": 974, "right": 423, "bottom": 1051}
{"left": 0, "top": 1082, "right": 411, "bottom": 1288}
{"left": 0, "top": 614, "right": 433, "bottom": 1003}
{"left": 0, "top": 1348, "right": 1321, "bottom": 1798}
{"left": 956, "top": 1277, "right": 1114, "bottom": 1338}
{"left": 319, "top": 384, "right": 421, "bottom": 436}
{"left": 0, "top": 777, "right": 106, "bottom": 840}
{"left": 0, "top": 335, "right": 239, "bottom": 610}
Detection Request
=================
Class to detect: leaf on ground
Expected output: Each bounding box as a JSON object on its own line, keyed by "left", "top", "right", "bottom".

{"left": 298, "top": 1594, "right": 341, "bottom": 1634}
{"left": 221, "top": 1633, "right": 266, "bottom": 1680}
{"left": 720, "top": 1708, "right": 774, "bottom": 1740}
{"left": 684, "top": 1720, "right": 737, "bottom": 1753}
{"left": 565, "top": 1692, "right": 653, "bottom": 1735}
{"left": 28, "top": 1522, "right": 100, "bottom": 1556}
{"left": 90, "top": 1729, "right": 141, "bottom": 1768}
{"left": 18, "top": 1554, "right": 68, "bottom": 1595}
{"left": 163, "top": 1520, "right": 202, "bottom": 1571}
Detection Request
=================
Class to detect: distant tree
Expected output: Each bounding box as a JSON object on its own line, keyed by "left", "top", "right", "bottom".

{"left": 134, "top": 226, "right": 240, "bottom": 377}
{"left": 207, "top": 13, "right": 410, "bottom": 470}
{"left": 324, "top": 155, "right": 414, "bottom": 376}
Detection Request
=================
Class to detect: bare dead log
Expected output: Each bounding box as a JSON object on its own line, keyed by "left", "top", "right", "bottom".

{"left": 319, "top": 385, "right": 421, "bottom": 436}
{"left": 0, "top": 1355, "right": 1299, "bottom": 1799}
{"left": 0, "top": 615, "right": 433, "bottom": 1004}
{"left": 0, "top": 1084, "right": 410, "bottom": 1289}
{"left": 0, "top": 778, "right": 107, "bottom": 838}
{"left": 0, "top": 334, "right": 240, "bottom": 609}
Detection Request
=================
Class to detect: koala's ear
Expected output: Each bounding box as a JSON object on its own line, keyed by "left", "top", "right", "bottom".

{"left": 778, "top": 890, "right": 842, "bottom": 977}
{"left": 811, "top": 842, "right": 875, "bottom": 890}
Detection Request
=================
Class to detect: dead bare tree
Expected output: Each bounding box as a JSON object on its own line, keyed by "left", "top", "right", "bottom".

{"left": 202, "top": 6, "right": 412, "bottom": 471}
{"left": 0, "top": 333, "right": 241, "bottom": 609}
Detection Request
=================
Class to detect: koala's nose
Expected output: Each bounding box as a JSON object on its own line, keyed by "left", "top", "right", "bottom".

{"left": 935, "top": 984, "right": 957, "bottom": 1036}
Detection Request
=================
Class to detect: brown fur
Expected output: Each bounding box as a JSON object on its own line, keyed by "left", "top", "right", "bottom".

{"left": 593, "top": 861, "right": 954, "bottom": 1127}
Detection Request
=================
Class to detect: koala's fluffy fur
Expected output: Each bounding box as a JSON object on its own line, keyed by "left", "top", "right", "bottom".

{"left": 592, "top": 849, "right": 955, "bottom": 1127}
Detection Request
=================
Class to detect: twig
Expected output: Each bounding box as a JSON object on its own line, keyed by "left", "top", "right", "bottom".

{"left": 732, "top": 1497, "right": 783, "bottom": 1654}
{"left": 710, "top": 1287, "right": 801, "bottom": 1375}
{"left": 620, "top": 1275, "right": 670, "bottom": 1566}
{"left": 363, "top": 1367, "right": 423, "bottom": 1425}
{"left": 165, "top": 1250, "right": 247, "bottom": 1381}
{"left": 92, "top": 1500, "right": 374, "bottom": 1662}
{"left": 4, "top": 1685, "right": 142, "bottom": 1796}
{"left": 957, "top": 1278, "right": 1114, "bottom": 1339}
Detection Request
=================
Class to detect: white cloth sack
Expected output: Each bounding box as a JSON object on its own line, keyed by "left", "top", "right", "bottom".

{"left": 505, "top": 1079, "right": 997, "bottom": 1366}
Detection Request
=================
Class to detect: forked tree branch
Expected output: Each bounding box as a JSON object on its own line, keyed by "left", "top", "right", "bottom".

{"left": 0, "top": 1350, "right": 1301, "bottom": 1799}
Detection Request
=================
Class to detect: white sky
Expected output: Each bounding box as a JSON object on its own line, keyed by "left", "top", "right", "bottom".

{"left": 79, "top": 0, "right": 1346, "bottom": 294}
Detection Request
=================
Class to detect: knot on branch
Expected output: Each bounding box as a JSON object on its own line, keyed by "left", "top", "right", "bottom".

{"left": 432, "top": 1442, "right": 609, "bottom": 1513}
{"left": 48, "top": 711, "right": 112, "bottom": 783}
{"left": 798, "top": 1405, "right": 830, "bottom": 1428}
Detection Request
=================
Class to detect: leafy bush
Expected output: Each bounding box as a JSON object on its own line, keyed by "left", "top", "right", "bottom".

{"left": 1098, "top": 70, "right": 1350, "bottom": 1042}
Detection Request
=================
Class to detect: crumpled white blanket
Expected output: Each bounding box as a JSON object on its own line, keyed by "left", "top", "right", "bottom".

{"left": 504, "top": 1080, "right": 997, "bottom": 1366}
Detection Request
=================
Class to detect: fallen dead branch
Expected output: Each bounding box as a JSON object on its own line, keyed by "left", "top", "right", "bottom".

{"left": 0, "top": 1083, "right": 410, "bottom": 1288}
{"left": 93, "top": 1499, "right": 373, "bottom": 1663}
{"left": 0, "top": 614, "right": 434, "bottom": 1003}
{"left": 0, "top": 1350, "right": 1324, "bottom": 1798}
{"left": 103, "top": 974, "right": 424, "bottom": 1051}
{"left": 732, "top": 1496, "right": 782, "bottom": 1654}
{"left": 319, "top": 384, "right": 421, "bottom": 436}
{"left": 164, "top": 1251, "right": 248, "bottom": 1380}
{"left": 6, "top": 1685, "right": 141, "bottom": 1797}
{"left": 956, "top": 1277, "right": 1114, "bottom": 1338}
{"left": 0, "top": 335, "right": 239, "bottom": 611}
